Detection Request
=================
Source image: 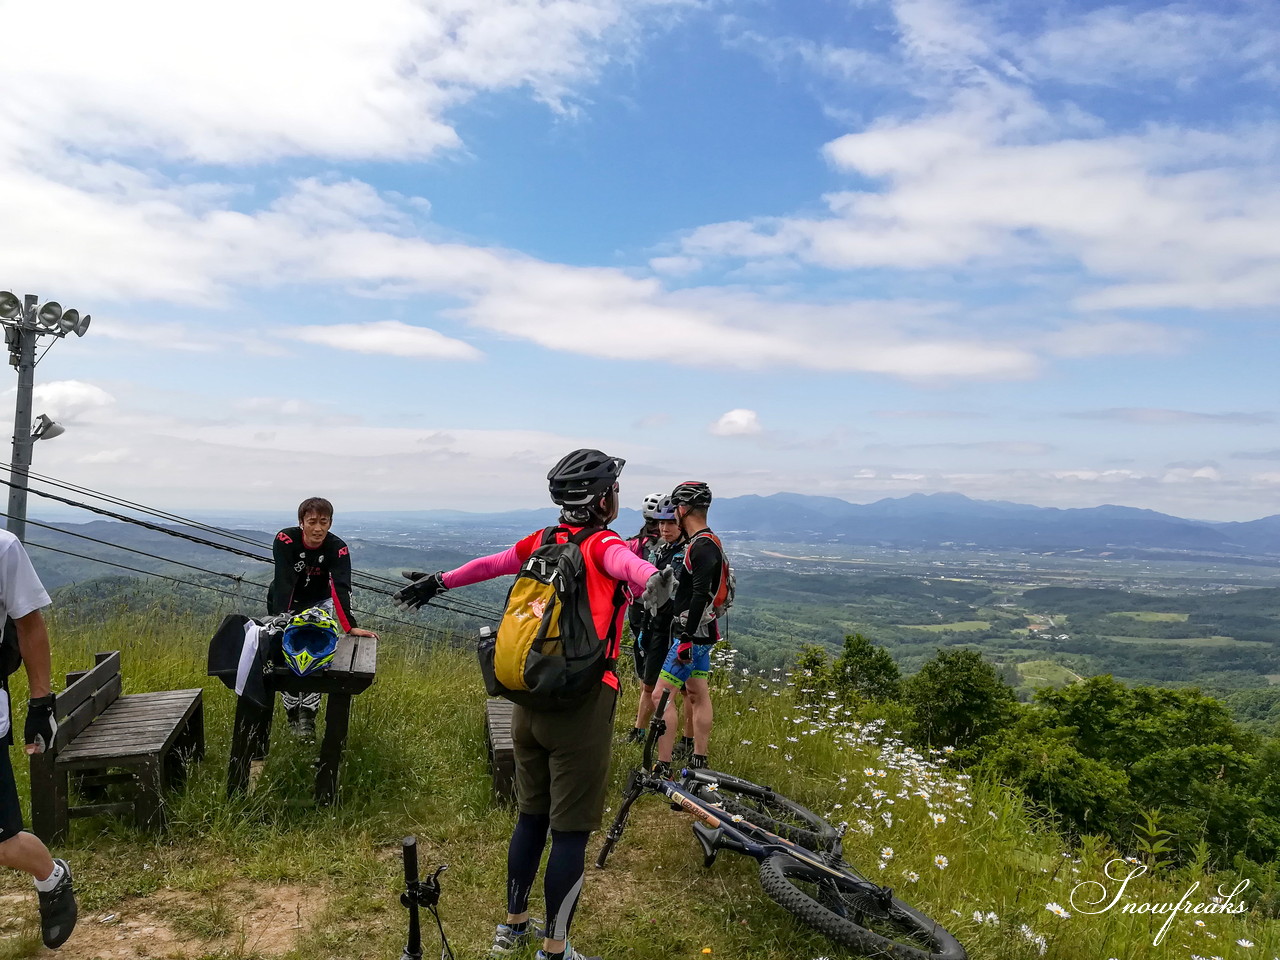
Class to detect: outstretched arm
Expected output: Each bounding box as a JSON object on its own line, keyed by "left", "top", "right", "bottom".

{"left": 599, "top": 538, "right": 658, "bottom": 592}
{"left": 442, "top": 544, "right": 524, "bottom": 589}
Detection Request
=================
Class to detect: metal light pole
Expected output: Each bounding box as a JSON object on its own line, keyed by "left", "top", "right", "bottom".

{"left": 0, "top": 291, "right": 91, "bottom": 542}
{"left": 6, "top": 295, "right": 38, "bottom": 542}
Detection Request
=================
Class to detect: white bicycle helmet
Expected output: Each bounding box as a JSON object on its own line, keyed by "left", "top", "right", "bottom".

{"left": 652, "top": 495, "right": 678, "bottom": 521}
{"left": 641, "top": 492, "right": 666, "bottom": 520}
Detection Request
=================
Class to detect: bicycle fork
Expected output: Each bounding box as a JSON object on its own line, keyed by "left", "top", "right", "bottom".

{"left": 596, "top": 769, "right": 646, "bottom": 868}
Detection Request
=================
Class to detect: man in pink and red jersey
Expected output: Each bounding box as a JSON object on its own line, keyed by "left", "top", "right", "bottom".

{"left": 394, "top": 449, "right": 671, "bottom": 960}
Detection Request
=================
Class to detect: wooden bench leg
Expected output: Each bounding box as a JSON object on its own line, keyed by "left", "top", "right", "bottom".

{"left": 189, "top": 699, "right": 205, "bottom": 762}
{"left": 315, "top": 693, "right": 352, "bottom": 806}
{"left": 135, "top": 758, "right": 165, "bottom": 832}
{"left": 29, "top": 755, "right": 70, "bottom": 846}
{"left": 227, "top": 694, "right": 273, "bottom": 798}
{"left": 167, "top": 701, "right": 206, "bottom": 790}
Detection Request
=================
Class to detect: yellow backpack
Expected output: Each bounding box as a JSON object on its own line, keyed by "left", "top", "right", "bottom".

{"left": 478, "top": 527, "right": 623, "bottom": 711}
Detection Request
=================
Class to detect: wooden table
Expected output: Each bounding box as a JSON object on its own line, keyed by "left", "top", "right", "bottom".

{"left": 223, "top": 634, "right": 376, "bottom": 804}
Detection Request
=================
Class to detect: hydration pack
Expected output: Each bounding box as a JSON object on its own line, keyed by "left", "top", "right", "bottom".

{"left": 684, "top": 531, "right": 735, "bottom": 639}
{"left": 478, "top": 526, "right": 623, "bottom": 712}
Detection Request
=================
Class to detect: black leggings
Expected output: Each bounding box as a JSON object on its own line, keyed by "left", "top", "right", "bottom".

{"left": 506, "top": 811, "right": 590, "bottom": 942}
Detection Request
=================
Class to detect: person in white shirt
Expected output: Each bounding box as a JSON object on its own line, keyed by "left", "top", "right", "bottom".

{"left": 0, "top": 529, "right": 78, "bottom": 949}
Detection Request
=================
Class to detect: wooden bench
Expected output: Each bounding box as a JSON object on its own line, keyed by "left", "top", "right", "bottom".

{"left": 223, "top": 632, "right": 376, "bottom": 805}
{"left": 29, "top": 651, "right": 204, "bottom": 845}
{"left": 484, "top": 698, "right": 516, "bottom": 804}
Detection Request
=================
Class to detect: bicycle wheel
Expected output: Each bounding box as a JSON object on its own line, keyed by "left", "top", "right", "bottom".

{"left": 686, "top": 770, "right": 838, "bottom": 852}
{"left": 758, "top": 854, "right": 967, "bottom": 960}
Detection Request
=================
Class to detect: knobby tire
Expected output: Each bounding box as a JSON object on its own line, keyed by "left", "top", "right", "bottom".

{"left": 758, "top": 854, "right": 967, "bottom": 960}
{"left": 687, "top": 770, "right": 839, "bottom": 852}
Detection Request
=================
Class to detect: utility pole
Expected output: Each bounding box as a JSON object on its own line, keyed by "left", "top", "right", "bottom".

{"left": 5, "top": 295, "right": 38, "bottom": 542}
{"left": 0, "top": 290, "right": 91, "bottom": 542}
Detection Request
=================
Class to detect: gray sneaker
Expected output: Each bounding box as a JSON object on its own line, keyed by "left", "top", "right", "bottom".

{"left": 536, "top": 941, "right": 601, "bottom": 960}
{"left": 37, "top": 859, "right": 77, "bottom": 949}
{"left": 490, "top": 921, "right": 536, "bottom": 955}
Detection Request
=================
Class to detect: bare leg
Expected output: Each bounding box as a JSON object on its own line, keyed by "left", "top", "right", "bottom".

{"left": 0, "top": 831, "right": 55, "bottom": 880}
{"left": 684, "top": 677, "right": 713, "bottom": 755}
{"left": 651, "top": 680, "right": 681, "bottom": 763}
{"left": 633, "top": 683, "right": 657, "bottom": 729}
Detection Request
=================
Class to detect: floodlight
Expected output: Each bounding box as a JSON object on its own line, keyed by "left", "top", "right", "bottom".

{"left": 0, "top": 292, "right": 20, "bottom": 321}
{"left": 73, "top": 313, "right": 91, "bottom": 337}
{"left": 32, "top": 414, "right": 64, "bottom": 441}
{"left": 58, "top": 309, "right": 79, "bottom": 334}
{"left": 36, "top": 301, "right": 62, "bottom": 328}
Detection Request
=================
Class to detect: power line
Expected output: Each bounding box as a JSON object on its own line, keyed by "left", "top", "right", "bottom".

{"left": 7, "top": 510, "right": 265, "bottom": 589}
{"left": 27, "top": 540, "right": 259, "bottom": 607}
{"left": 0, "top": 468, "right": 501, "bottom": 618}
{"left": 0, "top": 468, "right": 504, "bottom": 621}
{"left": 0, "top": 463, "right": 273, "bottom": 552}
{"left": 12, "top": 513, "right": 447, "bottom": 632}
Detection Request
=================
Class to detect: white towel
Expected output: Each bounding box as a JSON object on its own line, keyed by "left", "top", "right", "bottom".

{"left": 235, "top": 620, "right": 261, "bottom": 697}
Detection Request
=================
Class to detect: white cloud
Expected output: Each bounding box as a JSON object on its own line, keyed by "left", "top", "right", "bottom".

{"left": 19, "top": 380, "right": 116, "bottom": 422}
{"left": 685, "top": 105, "right": 1280, "bottom": 310}
{"left": 464, "top": 274, "right": 1038, "bottom": 378}
{"left": 867, "top": 440, "right": 1053, "bottom": 456}
{"left": 694, "top": 1, "right": 1280, "bottom": 314}
{"left": 29, "top": 411, "right": 659, "bottom": 513}
{"left": 288, "top": 320, "right": 482, "bottom": 361}
{"left": 649, "top": 255, "right": 702, "bottom": 276}
{"left": 1068, "top": 409, "right": 1274, "bottom": 426}
{"left": 1024, "top": 6, "right": 1280, "bottom": 89}
{"left": 1040, "top": 320, "right": 1187, "bottom": 359}
{"left": 709, "top": 409, "right": 762, "bottom": 437}
{"left": 0, "top": 0, "right": 676, "bottom": 164}
{"left": 0, "top": 157, "right": 1042, "bottom": 379}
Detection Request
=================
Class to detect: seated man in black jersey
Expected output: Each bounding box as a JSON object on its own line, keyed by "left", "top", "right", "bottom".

{"left": 268, "top": 497, "right": 377, "bottom": 738}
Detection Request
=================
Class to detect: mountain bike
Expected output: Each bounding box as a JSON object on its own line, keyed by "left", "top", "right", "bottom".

{"left": 596, "top": 691, "right": 968, "bottom": 960}
{"left": 399, "top": 837, "right": 453, "bottom": 960}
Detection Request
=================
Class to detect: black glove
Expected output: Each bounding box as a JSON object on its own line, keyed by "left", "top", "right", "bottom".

{"left": 25, "top": 695, "right": 56, "bottom": 753}
{"left": 675, "top": 638, "right": 694, "bottom": 665}
{"left": 393, "top": 571, "right": 447, "bottom": 610}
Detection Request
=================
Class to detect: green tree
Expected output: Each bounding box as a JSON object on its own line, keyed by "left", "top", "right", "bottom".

{"left": 904, "top": 648, "right": 1018, "bottom": 750}
{"left": 1033, "top": 675, "right": 1246, "bottom": 770}
{"left": 980, "top": 727, "right": 1132, "bottom": 836}
{"left": 831, "top": 633, "right": 901, "bottom": 702}
{"left": 793, "top": 644, "right": 833, "bottom": 706}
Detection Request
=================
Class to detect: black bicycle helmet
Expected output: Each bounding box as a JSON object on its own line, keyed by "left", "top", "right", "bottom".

{"left": 670, "top": 480, "right": 712, "bottom": 508}
{"left": 547, "top": 449, "right": 626, "bottom": 506}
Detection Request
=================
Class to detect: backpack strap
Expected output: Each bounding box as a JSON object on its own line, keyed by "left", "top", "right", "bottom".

{"left": 684, "top": 529, "right": 730, "bottom": 607}
{"left": 570, "top": 528, "right": 627, "bottom": 663}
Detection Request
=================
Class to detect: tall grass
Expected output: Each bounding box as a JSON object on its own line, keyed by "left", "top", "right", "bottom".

{"left": 0, "top": 612, "right": 1276, "bottom": 959}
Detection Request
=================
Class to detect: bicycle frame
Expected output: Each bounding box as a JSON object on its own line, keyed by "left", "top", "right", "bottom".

{"left": 597, "top": 691, "right": 892, "bottom": 908}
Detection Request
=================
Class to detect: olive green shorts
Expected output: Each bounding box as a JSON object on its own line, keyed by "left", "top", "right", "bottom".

{"left": 512, "top": 680, "right": 619, "bottom": 832}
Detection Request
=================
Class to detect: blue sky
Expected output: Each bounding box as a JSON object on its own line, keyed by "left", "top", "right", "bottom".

{"left": 0, "top": 0, "right": 1276, "bottom": 521}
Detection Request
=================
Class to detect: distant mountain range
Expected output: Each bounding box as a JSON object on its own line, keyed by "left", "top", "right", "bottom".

{"left": 344, "top": 491, "right": 1280, "bottom": 559}
{"left": 21, "top": 493, "right": 1279, "bottom": 588}
{"left": 706, "top": 492, "right": 1280, "bottom": 557}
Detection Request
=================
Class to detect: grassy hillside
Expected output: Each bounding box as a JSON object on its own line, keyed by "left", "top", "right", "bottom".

{"left": 1, "top": 610, "right": 1277, "bottom": 959}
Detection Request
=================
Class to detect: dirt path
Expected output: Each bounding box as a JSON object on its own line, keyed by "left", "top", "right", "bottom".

{"left": 1, "top": 884, "right": 319, "bottom": 959}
